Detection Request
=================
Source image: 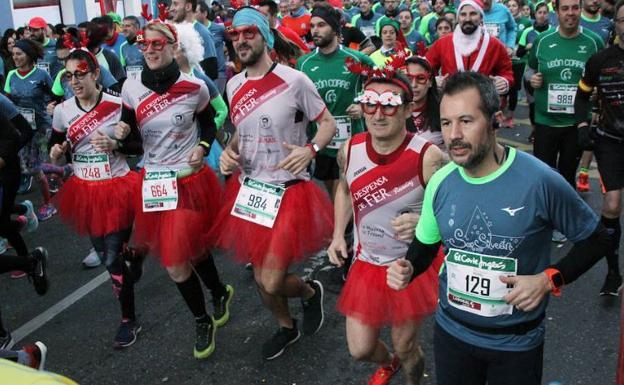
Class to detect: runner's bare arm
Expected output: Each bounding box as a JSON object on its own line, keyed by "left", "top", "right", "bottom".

{"left": 421, "top": 144, "right": 448, "bottom": 185}
{"left": 328, "top": 140, "right": 353, "bottom": 267}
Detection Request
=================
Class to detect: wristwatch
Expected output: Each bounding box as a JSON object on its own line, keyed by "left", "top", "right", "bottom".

{"left": 306, "top": 142, "right": 321, "bottom": 157}
{"left": 544, "top": 268, "right": 564, "bottom": 297}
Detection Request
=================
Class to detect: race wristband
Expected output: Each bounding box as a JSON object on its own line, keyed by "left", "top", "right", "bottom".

{"left": 306, "top": 143, "right": 318, "bottom": 157}
{"left": 199, "top": 141, "right": 211, "bottom": 155}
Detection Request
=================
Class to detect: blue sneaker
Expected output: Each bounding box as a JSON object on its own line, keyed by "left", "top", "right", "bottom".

{"left": 21, "top": 200, "right": 39, "bottom": 233}
{"left": 17, "top": 175, "right": 33, "bottom": 195}
{"left": 37, "top": 204, "right": 57, "bottom": 222}
{"left": 113, "top": 320, "right": 141, "bottom": 349}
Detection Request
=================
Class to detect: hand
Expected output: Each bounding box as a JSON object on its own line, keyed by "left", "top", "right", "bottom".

{"left": 391, "top": 212, "right": 420, "bottom": 242}
{"left": 187, "top": 146, "right": 206, "bottom": 169}
{"left": 46, "top": 101, "right": 57, "bottom": 116}
{"left": 501, "top": 272, "right": 551, "bottom": 312}
{"left": 490, "top": 76, "right": 509, "bottom": 94}
{"left": 387, "top": 259, "right": 414, "bottom": 290}
{"left": 327, "top": 237, "right": 348, "bottom": 267}
{"left": 89, "top": 131, "right": 117, "bottom": 153}
{"left": 530, "top": 72, "right": 543, "bottom": 89}
{"left": 219, "top": 146, "right": 240, "bottom": 175}
{"left": 276, "top": 142, "right": 314, "bottom": 175}
{"left": 346, "top": 104, "right": 362, "bottom": 120}
{"left": 50, "top": 141, "right": 70, "bottom": 162}
{"left": 115, "top": 121, "right": 131, "bottom": 140}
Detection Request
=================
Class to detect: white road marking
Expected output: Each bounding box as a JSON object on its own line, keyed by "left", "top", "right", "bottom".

{"left": 12, "top": 272, "right": 109, "bottom": 344}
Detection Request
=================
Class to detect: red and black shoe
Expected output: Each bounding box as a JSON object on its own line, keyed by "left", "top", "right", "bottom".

{"left": 367, "top": 354, "right": 401, "bottom": 385}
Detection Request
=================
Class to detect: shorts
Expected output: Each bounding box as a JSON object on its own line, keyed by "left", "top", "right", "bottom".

{"left": 313, "top": 153, "right": 339, "bottom": 181}
{"left": 594, "top": 133, "right": 624, "bottom": 192}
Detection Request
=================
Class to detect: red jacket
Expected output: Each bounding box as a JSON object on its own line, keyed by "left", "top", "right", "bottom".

{"left": 426, "top": 33, "right": 514, "bottom": 88}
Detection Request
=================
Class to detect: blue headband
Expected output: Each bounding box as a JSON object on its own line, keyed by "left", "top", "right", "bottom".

{"left": 232, "top": 8, "right": 274, "bottom": 49}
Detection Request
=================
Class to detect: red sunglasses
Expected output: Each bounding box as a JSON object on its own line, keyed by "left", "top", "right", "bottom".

{"left": 137, "top": 37, "right": 170, "bottom": 52}
{"left": 406, "top": 72, "right": 431, "bottom": 85}
{"left": 360, "top": 103, "right": 400, "bottom": 117}
{"left": 226, "top": 25, "right": 259, "bottom": 41}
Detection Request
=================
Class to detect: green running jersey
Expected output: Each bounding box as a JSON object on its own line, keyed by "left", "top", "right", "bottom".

{"left": 297, "top": 46, "right": 375, "bottom": 157}
{"left": 528, "top": 27, "right": 604, "bottom": 127}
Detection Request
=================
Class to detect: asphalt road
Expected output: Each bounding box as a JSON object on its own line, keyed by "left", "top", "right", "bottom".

{"left": 0, "top": 101, "right": 620, "bottom": 385}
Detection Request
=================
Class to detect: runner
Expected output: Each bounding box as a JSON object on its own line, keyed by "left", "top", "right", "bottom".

{"left": 114, "top": 16, "right": 233, "bottom": 359}
{"left": 282, "top": 0, "right": 313, "bottom": 41}
{"left": 482, "top": 0, "right": 517, "bottom": 53}
{"left": 351, "top": 0, "right": 383, "bottom": 38}
{"left": 527, "top": 0, "right": 603, "bottom": 191}
{"left": 370, "top": 19, "right": 411, "bottom": 67}
{"left": 48, "top": 40, "right": 142, "bottom": 349}
{"left": 425, "top": 0, "right": 514, "bottom": 94}
{"left": 119, "top": 16, "right": 144, "bottom": 81}
{"left": 214, "top": 7, "right": 335, "bottom": 360}
{"left": 195, "top": 2, "right": 228, "bottom": 93}
{"left": 388, "top": 71, "right": 615, "bottom": 385}
{"left": 28, "top": 17, "right": 62, "bottom": 78}
{"left": 397, "top": 9, "right": 427, "bottom": 50}
{"left": 4, "top": 39, "right": 57, "bottom": 222}
{"left": 574, "top": 0, "right": 624, "bottom": 295}
{"left": 327, "top": 55, "right": 445, "bottom": 385}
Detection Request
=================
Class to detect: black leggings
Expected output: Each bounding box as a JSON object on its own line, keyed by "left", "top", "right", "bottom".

{"left": 0, "top": 166, "right": 28, "bottom": 257}
{"left": 90, "top": 228, "right": 136, "bottom": 321}
{"left": 508, "top": 62, "right": 526, "bottom": 112}
{"left": 533, "top": 124, "right": 581, "bottom": 187}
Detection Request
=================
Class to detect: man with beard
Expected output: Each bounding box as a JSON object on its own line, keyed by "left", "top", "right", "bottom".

{"left": 119, "top": 16, "right": 144, "bottom": 81}
{"left": 216, "top": 7, "right": 336, "bottom": 360}
{"left": 426, "top": 0, "right": 513, "bottom": 94}
{"left": 169, "top": 0, "right": 219, "bottom": 79}
{"left": 297, "top": 2, "right": 375, "bottom": 198}
{"left": 574, "top": 0, "right": 624, "bottom": 296}
{"left": 27, "top": 17, "right": 61, "bottom": 78}
{"left": 581, "top": 0, "right": 614, "bottom": 43}
{"left": 387, "top": 71, "right": 615, "bottom": 385}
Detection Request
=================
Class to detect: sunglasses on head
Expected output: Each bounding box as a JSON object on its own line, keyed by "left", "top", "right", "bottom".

{"left": 137, "top": 37, "right": 170, "bottom": 52}
{"left": 405, "top": 72, "right": 431, "bottom": 85}
{"left": 226, "top": 25, "right": 259, "bottom": 41}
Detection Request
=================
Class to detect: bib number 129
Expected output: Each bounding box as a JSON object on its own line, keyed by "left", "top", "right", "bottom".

{"left": 466, "top": 275, "right": 491, "bottom": 297}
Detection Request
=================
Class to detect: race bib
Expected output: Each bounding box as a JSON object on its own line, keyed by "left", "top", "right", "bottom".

{"left": 445, "top": 248, "right": 518, "bottom": 317}
{"left": 361, "top": 26, "right": 375, "bottom": 37}
{"left": 17, "top": 107, "right": 36, "bottom": 130}
{"left": 484, "top": 23, "right": 500, "bottom": 37}
{"left": 231, "top": 177, "right": 285, "bottom": 228}
{"left": 126, "top": 66, "right": 142, "bottom": 81}
{"left": 142, "top": 169, "right": 178, "bottom": 212}
{"left": 36, "top": 62, "right": 50, "bottom": 74}
{"left": 327, "top": 116, "right": 352, "bottom": 150}
{"left": 547, "top": 84, "right": 576, "bottom": 114}
{"left": 73, "top": 153, "right": 111, "bottom": 181}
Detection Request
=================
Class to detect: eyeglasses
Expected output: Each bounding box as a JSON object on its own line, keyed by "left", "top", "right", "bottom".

{"left": 64, "top": 70, "right": 91, "bottom": 82}
{"left": 137, "top": 37, "right": 170, "bottom": 52}
{"left": 361, "top": 103, "right": 400, "bottom": 116}
{"left": 406, "top": 72, "right": 431, "bottom": 85}
{"left": 226, "top": 25, "right": 259, "bottom": 41}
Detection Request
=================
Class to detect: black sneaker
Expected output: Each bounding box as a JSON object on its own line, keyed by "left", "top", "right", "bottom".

{"left": 262, "top": 320, "right": 301, "bottom": 360}
{"left": 0, "top": 331, "right": 14, "bottom": 350}
{"left": 301, "top": 280, "right": 324, "bottom": 335}
{"left": 194, "top": 318, "right": 216, "bottom": 359}
{"left": 113, "top": 320, "right": 142, "bottom": 349}
{"left": 600, "top": 273, "right": 623, "bottom": 296}
{"left": 29, "top": 247, "right": 48, "bottom": 296}
{"left": 213, "top": 284, "right": 234, "bottom": 328}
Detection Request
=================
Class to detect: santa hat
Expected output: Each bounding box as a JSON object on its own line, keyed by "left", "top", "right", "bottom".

{"left": 456, "top": 0, "right": 484, "bottom": 17}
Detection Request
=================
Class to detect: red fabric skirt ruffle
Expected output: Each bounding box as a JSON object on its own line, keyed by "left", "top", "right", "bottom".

{"left": 337, "top": 255, "right": 443, "bottom": 328}
{"left": 54, "top": 171, "right": 140, "bottom": 237}
{"left": 210, "top": 176, "right": 333, "bottom": 270}
{"left": 132, "top": 166, "right": 222, "bottom": 267}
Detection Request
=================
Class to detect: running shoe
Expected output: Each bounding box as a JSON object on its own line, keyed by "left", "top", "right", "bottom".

{"left": 47, "top": 174, "right": 62, "bottom": 195}
{"left": 36, "top": 204, "right": 57, "bottom": 222}
{"left": 262, "top": 319, "right": 301, "bottom": 360}
{"left": 82, "top": 247, "right": 102, "bottom": 268}
{"left": 21, "top": 200, "right": 39, "bottom": 233}
{"left": 301, "top": 280, "right": 325, "bottom": 335}
{"left": 600, "top": 273, "right": 623, "bottom": 296}
{"left": 194, "top": 318, "right": 216, "bottom": 359}
{"left": 0, "top": 331, "right": 14, "bottom": 350}
{"left": 213, "top": 284, "right": 234, "bottom": 327}
{"left": 22, "top": 341, "right": 47, "bottom": 370}
{"left": 15, "top": 215, "right": 28, "bottom": 231}
{"left": 367, "top": 355, "right": 401, "bottom": 385}
{"left": 113, "top": 320, "right": 142, "bottom": 349}
{"left": 551, "top": 230, "right": 567, "bottom": 243}
{"left": 245, "top": 262, "right": 253, "bottom": 270}
{"left": 576, "top": 172, "right": 590, "bottom": 192}
{"left": 17, "top": 175, "right": 33, "bottom": 195}
{"left": 29, "top": 247, "right": 49, "bottom": 296}
{"left": 11, "top": 270, "right": 26, "bottom": 279}
{"left": 0, "top": 238, "right": 7, "bottom": 254}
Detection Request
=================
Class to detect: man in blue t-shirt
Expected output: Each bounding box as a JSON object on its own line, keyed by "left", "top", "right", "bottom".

{"left": 28, "top": 17, "right": 61, "bottom": 78}
{"left": 388, "top": 72, "right": 614, "bottom": 385}
{"left": 196, "top": 2, "right": 227, "bottom": 93}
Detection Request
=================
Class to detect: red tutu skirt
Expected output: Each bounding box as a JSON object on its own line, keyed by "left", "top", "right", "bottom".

{"left": 54, "top": 171, "right": 140, "bottom": 237}
{"left": 132, "top": 166, "right": 222, "bottom": 267}
{"left": 210, "top": 176, "right": 333, "bottom": 270}
{"left": 337, "top": 254, "right": 443, "bottom": 328}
